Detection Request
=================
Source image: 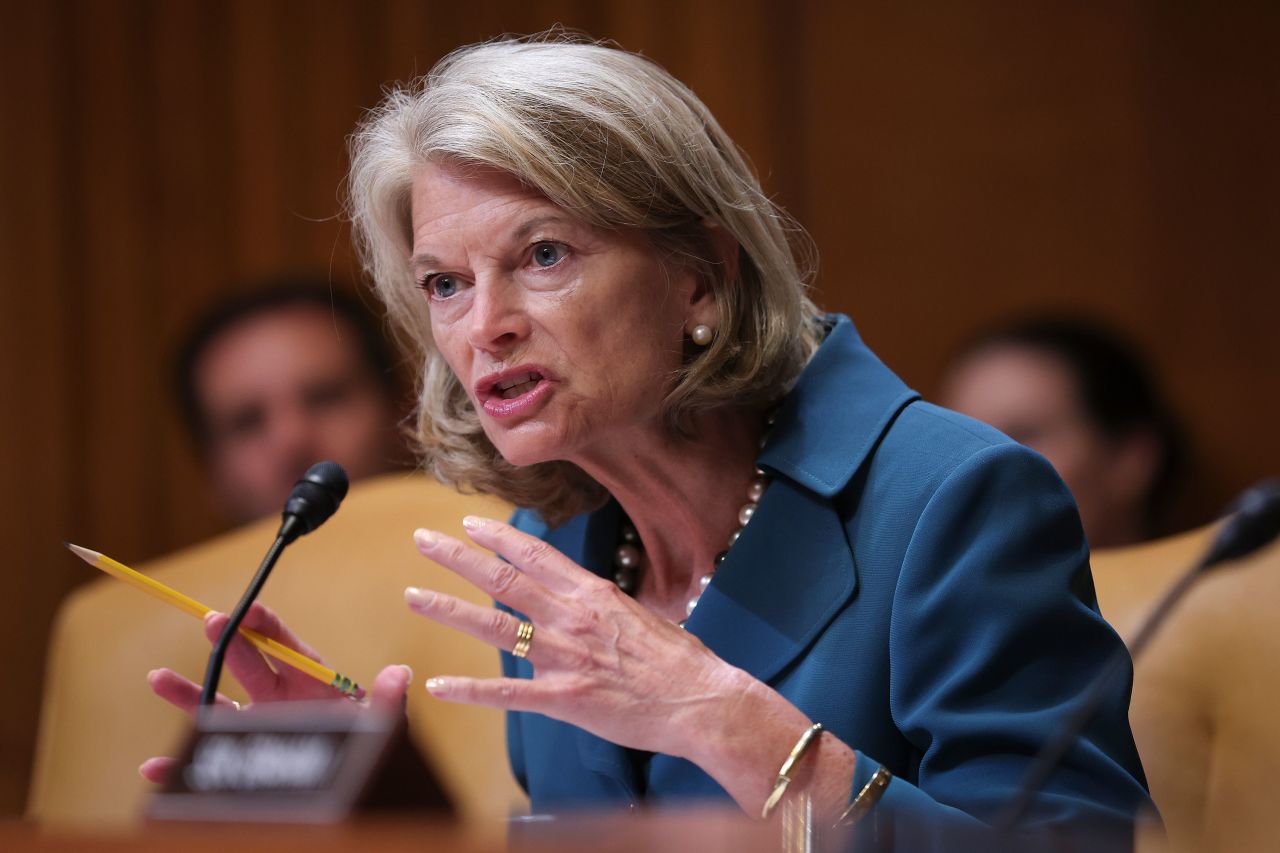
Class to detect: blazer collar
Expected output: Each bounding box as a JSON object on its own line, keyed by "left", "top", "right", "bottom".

{"left": 757, "top": 314, "right": 919, "bottom": 498}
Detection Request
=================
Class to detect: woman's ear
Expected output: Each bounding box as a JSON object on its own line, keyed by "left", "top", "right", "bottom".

{"left": 687, "top": 220, "right": 739, "bottom": 327}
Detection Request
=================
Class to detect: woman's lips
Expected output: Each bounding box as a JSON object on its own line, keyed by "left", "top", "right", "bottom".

{"left": 477, "top": 366, "right": 555, "bottom": 419}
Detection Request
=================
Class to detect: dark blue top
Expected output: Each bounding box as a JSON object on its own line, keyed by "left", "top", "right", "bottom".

{"left": 501, "top": 314, "right": 1152, "bottom": 837}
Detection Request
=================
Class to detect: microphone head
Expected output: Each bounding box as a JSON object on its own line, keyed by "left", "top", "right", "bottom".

{"left": 1203, "top": 479, "right": 1280, "bottom": 569}
{"left": 281, "top": 461, "right": 349, "bottom": 542}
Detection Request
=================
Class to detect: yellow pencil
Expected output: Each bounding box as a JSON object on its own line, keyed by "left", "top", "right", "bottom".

{"left": 64, "top": 542, "right": 365, "bottom": 699}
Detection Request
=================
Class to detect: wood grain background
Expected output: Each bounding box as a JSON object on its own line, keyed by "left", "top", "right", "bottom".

{"left": 2, "top": 0, "right": 1276, "bottom": 814}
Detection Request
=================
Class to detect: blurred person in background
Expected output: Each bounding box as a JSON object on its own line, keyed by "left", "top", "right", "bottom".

{"left": 940, "top": 316, "right": 1186, "bottom": 549}
{"left": 176, "top": 280, "right": 412, "bottom": 524}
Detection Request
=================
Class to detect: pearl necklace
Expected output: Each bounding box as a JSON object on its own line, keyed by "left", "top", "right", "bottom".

{"left": 612, "top": 412, "right": 775, "bottom": 627}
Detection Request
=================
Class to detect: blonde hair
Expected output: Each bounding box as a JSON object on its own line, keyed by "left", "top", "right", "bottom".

{"left": 348, "top": 32, "right": 823, "bottom": 524}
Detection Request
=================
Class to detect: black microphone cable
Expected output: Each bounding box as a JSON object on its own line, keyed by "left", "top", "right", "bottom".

{"left": 198, "top": 461, "right": 349, "bottom": 709}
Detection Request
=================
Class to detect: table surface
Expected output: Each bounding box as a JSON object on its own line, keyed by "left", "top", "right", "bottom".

{"left": 7, "top": 809, "right": 787, "bottom": 853}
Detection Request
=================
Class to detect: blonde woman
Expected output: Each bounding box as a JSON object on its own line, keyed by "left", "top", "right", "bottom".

{"left": 148, "top": 34, "right": 1152, "bottom": 841}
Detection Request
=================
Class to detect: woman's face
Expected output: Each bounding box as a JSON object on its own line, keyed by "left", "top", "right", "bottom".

{"left": 408, "top": 161, "right": 710, "bottom": 468}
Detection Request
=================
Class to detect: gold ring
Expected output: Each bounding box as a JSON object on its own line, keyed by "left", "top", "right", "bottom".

{"left": 512, "top": 620, "right": 535, "bottom": 659}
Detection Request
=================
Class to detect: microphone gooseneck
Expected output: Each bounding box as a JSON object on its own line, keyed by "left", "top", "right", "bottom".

{"left": 997, "top": 479, "right": 1280, "bottom": 832}
{"left": 198, "top": 462, "right": 349, "bottom": 709}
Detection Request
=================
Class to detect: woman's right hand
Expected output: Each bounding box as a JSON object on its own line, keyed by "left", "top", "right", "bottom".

{"left": 139, "top": 601, "right": 413, "bottom": 783}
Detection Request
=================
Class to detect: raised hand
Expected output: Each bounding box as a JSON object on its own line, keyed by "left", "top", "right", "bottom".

{"left": 404, "top": 516, "right": 758, "bottom": 762}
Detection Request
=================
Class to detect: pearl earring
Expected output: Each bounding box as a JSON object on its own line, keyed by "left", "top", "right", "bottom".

{"left": 690, "top": 324, "right": 714, "bottom": 346}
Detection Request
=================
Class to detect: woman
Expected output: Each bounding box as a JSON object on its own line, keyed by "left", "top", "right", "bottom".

{"left": 146, "top": 35, "right": 1151, "bottom": 839}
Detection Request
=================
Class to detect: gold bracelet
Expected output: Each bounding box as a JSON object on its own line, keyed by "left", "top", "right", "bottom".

{"left": 834, "top": 765, "right": 892, "bottom": 828}
{"left": 761, "top": 722, "right": 824, "bottom": 819}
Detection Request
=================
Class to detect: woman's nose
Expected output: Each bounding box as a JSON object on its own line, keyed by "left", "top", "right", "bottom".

{"left": 465, "top": 278, "right": 530, "bottom": 352}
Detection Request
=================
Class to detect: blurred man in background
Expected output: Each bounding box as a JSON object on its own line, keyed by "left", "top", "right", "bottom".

{"left": 941, "top": 316, "right": 1186, "bottom": 549}
{"left": 177, "top": 280, "right": 411, "bottom": 524}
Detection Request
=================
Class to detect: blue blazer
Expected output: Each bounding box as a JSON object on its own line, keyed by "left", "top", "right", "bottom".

{"left": 502, "top": 315, "right": 1152, "bottom": 834}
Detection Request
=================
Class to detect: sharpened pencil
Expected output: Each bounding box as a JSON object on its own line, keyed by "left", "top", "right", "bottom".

{"left": 64, "top": 542, "right": 365, "bottom": 699}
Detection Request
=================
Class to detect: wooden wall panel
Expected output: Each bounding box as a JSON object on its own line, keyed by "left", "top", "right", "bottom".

{"left": 799, "top": 4, "right": 1154, "bottom": 356}
{"left": 1136, "top": 1, "right": 1280, "bottom": 514}
{"left": 149, "top": 0, "right": 237, "bottom": 547}
{"left": 0, "top": 0, "right": 79, "bottom": 814}
{"left": 73, "top": 0, "right": 164, "bottom": 563}
{"left": 1, "top": 0, "right": 1276, "bottom": 816}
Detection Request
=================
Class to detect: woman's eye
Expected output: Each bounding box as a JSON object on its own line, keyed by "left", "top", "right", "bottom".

{"left": 423, "top": 274, "right": 459, "bottom": 299}
{"left": 532, "top": 242, "right": 567, "bottom": 268}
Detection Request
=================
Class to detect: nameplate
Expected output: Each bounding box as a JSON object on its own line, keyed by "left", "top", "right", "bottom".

{"left": 147, "top": 701, "right": 451, "bottom": 823}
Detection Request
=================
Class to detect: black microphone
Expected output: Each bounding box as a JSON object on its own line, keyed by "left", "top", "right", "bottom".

{"left": 997, "top": 479, "right": 1280, "bottom": 832}
{"left": 279, "top": 461, "right": 350, "bottom": 545}
{"left": 198, "top": 461, "right": 349, "bottom": 709}
{"left": 1199, "top": 479, "right": 1280, "bottom": 568}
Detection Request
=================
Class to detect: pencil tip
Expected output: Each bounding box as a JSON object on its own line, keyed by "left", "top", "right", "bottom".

{"left": 65, "top": 542, "right": 99, "bottom": 563}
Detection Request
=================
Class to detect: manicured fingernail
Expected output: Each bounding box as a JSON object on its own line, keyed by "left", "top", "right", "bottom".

{"left": 414, "top": 528, "right": 437, "bottom": 549}
{"left": 461, "top": 516, "right": 485, "bottom": 531}
{"left": 425, "top": 677, "right": 448, "bottom": 693}
{"left": 404, "top": 586, "right": 434, "bottom": 607}
{"left": 398, "top": 664, "right": 413, "bottom": 681}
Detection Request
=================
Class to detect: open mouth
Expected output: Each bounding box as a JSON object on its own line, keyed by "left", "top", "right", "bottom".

{"left": 476, "top": 365, "right": 556, "bottom": 419}
{"left": 495, "top": 371, "right": 543, "bottom": 400}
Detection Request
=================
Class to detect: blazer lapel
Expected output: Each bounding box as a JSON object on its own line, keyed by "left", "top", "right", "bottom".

{"left": 683, "top": 478, "right": 858, "bottom": 685}
{"left": 680, "top": 314, "right": 917, "bottom": 684}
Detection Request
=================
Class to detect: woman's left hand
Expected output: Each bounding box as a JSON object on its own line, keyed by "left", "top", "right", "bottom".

{"left": 404, "top": 515, "right": 760, "bottom": 762}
